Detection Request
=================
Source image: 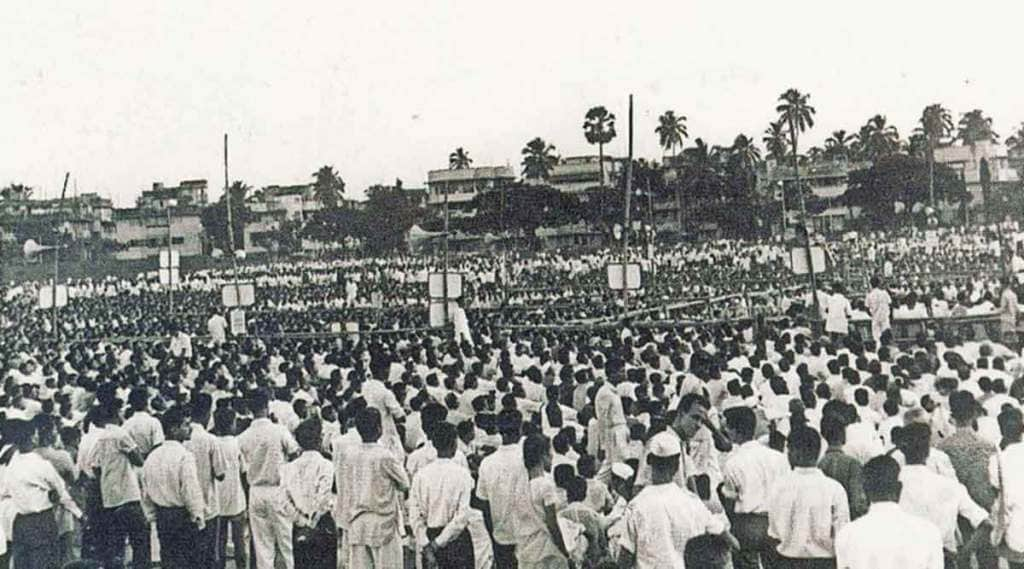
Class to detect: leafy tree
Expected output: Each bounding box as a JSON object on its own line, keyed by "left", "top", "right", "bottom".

{"left": 845, "top": 154, "right": 968, "bottom": 228}
{"left": 824, "top": 130, "right": 854, "bottom": 161}
{"left": 471, "top": 183, "right": 580, "bottom": 245}
{"left": 904, "top": 133, "right": 929, "bottom": 160}
{"left": 362, "top": 182, "right": 426, "bottom": 253}
{"left": 0, "top": 183, "right": 33, "bottom": 202}
{"left": 312, "top": 165, "right": 345, "bottom": 209}
{"left": 583, "top": 106, "right": 617, "bottom": 186}
{"left": 655, "top": 111, "right": 688, "bottom": 157}
{"left": 1006, "top": 123, "right": 1024, "bottom": 155}
{"left": 302, "top": 207, "right": 364, "bottom": 244}
{"left": 448, "top": 148, "right": 472, "bottom": 170}
{"left": 201, "top": 181, "right": 251, "bottom": 253}
{"left": 580, "top": 186, "right": 626, "bottom": 231}
{"left": 724, "top": 134, "right": 761, "bottom": 201}
{"left": 762, "top": 121, "right": 788, "bottom": 163}
{"left": 679, "top": 138, "right": 726, "bottom": 203}
{"left": 957, "top": 109, "right": 999, "bottom": 145}
{"left": 521, "top": 138, "right": 560, "bottom": 181}
{"left": 917, "top": 103, "right": 955, "bottom": 206}
{"left": 857, "top": 115, "right": 901, "bottom": 161}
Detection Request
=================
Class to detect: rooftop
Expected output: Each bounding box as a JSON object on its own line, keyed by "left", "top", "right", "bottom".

{"left": 427, "top": 166, "right": 515, "bottom": 183}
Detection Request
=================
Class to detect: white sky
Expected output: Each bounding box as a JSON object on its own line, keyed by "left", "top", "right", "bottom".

{"left": 4, "top": 0, "right": 1023, "bottom": 206}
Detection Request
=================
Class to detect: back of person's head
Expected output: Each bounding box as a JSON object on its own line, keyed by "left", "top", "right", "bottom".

{"left": 213, "top": 406, "right": 236, "bottom": 436}
{"left": 160, "top": 406, "right": 187, "bottom": 438}
{"left": 948, "top": 390, "right": 978, "bottom": 424}
{"left": 566, "top": 475, "right": 588, "bottom": 503}
{"left": 355, "top": 407, "right": 382, "bottom": 442}
{"left": 900, "top": 422, "right": 931, "bottom": 464}
{"left": 786, "top": 426, "right": 821, "bottom": 467}
{"left": 248, "top": 388, "right": 270, "bottom": 414}
{"left": 128, "top": 387, "right": 149, "bottom": 411}
{"left": 577, "top": 454, "right": 597, "bottom": 479}
{"left": 820, "top": 413, "right": 847, "bottom": 446}
{"left": 432, "top": 421, "right": 457, "bottom": 456}
{"left": 294, "top": 418, "right": 322, "bottom": 451}
{"left": 999, "top": 407, "right": 1024, "bottom": 441}
{"left": 862, "top": 455, "right": 902, "bottom": 503}
{"left": 497, "top": 409, "right": 523, "bottom": 440}
{"left": 683, "top": 534, "right": 732, "bottom": 569}
{"left": 522, "top": 433, "right": 550, "bottom": 471}
{"left": 723, "top": 406, "right": 756, "bottom": 441}
{"left": 553, "top": 463, "right": 575, "bottom": 489}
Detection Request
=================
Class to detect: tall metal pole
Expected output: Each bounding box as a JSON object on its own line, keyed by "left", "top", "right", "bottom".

{"left": 622, "top": 95, "right": 633, "bottom": 315}
{"left": 166, "top": 204, "right": 173, "bottom": 313}
{"left": 52, "top": 172, "right": 69, "bottom": 339}
{"left": 791, "top": 122, "right": 820, "bottom": 324}
{"left": 442, "top": 181, "right": 450, "bottom": 327}
{"left": 224, "top": 134, "right": 241, "bottom": 303}
{"left": 647, "top": 176, "right": 655, "bottom": 283}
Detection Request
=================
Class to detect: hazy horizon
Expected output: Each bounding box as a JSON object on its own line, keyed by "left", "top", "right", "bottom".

{"left": 5, "top": 0, "right": 1024, "bottom": 207}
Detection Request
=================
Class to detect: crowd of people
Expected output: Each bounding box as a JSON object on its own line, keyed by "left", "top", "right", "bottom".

{"left": 2, "top": 224, "right": 1024, "bottom": 568}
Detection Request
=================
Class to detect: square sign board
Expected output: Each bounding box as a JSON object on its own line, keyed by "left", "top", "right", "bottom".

{"left": 38, "top": 285, "right": 68, "bottom": 309}
{"left": 428, "top": 273, "right": 463, "bottom": 299}
{"left": 429, "top": 300, "right": 460, "bottom": 327}
{"left": 222, "top": 282, "right": 256, "bottom": 307}
{"left": 790, "top": 247, "right": 826, "bottom": 275}
{"left": 607, "top": 263, "right": 642, "bottom": 290}
{"left": 159, "top": 250, "right": 180, "bottom": 269}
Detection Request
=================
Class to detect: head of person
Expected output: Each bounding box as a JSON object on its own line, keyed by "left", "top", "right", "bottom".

{"left": 497, "top": 409, "right": 523, "bottom": 444}
{"left": 820, "top": 413, "right": 847, "bottom": 447}
{"left": 522, "top": 433, "right": 552, "bottom": 473}
{"left": 899, "top": 422, "right": 932, "bottom": 465}
{"left": 432, "top": 421, "right": 457, "bottom": 459}
{"left": 948, "top": 390, "right": 978, "bottom": 427}
{"left": 191, "top": 393, "right": 213, "bottom": 426}
{"left": 355, "top": 407, "right": 382, "bottom": 443}
{"left": 998, "top": 407, "right": 1024, "bottom": 444}
{"left": 673, "top": 393, "right": 710, "bottom": 440}
{"left": 723, "top": 405, "right": 756, "bottom": 444}
{"left": 683, "top": 534, "right": 732, "bottom": 569}
{"left": 160, "top": 406, "right": 191, "bottom": 442}
{"left": 646, "top": 431, "right": 682, "bottom": 484}
{"left": 7, "top": 419, "right": 35, "bottom": 453}
{"left": 294, "top": 418, "right": 323, "bottom": 452}
{"left": 862, "top": 455, "right": 902, "bottom": 504}
{"left": 248, "top": 388, "right": 270, "bottom": 418}
{"left": 786, "top": 426, "right": 822, "bottom": 468}
{"left": 213, "top": 406, "right": 236, "bottom": 437}
{"left": 128, "top": 387, "right": 149, "bottom": 412}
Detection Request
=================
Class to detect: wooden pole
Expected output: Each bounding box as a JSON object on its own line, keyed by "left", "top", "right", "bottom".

{"left": 52, "top": 172, "right": 69, "bottom": 339}
{"left": 622, "top": 95, "right": 633, "bottom": 315}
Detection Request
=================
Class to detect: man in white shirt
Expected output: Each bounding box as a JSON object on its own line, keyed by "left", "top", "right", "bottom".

{"left": 476, "top": 409, "right": 529, "bottom": 569}
{"left": 207, "top": 311, "right": 229, "bottom": 345}
{"left": 835, "top": 455, "right": 943, "bottom": 569}
{"left": 618, "top": 431, "right": 731, "bottom": 568}
{"left": 409, "top": 422, "right": 475, "bottom": 569}
{"left": 169, "top": 324, "right": 194, "bottom": 360}
{"left": 864, "top": 276, "right": 893, "bottom": 346}
{"left": 767, "top": 425, "right": 850, "bottom": 568}
{"left": 185, "top": 393, "right": 227, "bottom": 568}
{"left": 720, "top": 406, "right": 790, "bottom": 569}
{"left": 123, "top": 387, "right": 164, "bottom": 459}
{"left": 897, "top": 423, "right": 991, "bottom": 565}
{"left": 141, "top": 406, "right": 206, "bottom": 569}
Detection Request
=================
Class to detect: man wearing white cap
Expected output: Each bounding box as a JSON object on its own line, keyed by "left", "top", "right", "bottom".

{"left": 618, "top": 431, "right": 731, "bottom": 568}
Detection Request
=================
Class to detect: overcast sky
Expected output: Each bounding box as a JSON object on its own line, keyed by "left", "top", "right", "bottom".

{"left": 4, "top": 0, "right": 1023, "bottom": 206}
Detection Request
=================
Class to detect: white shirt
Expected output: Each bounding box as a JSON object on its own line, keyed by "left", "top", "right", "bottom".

{"left": 280, "top": 450, "right": 335, "bottom": 528}
{"left": 825, "top": 294, "right": 853, "bottom": 334}
{"left": 767, "top": 467, "right": 850, "bottom": 559}
{"left": 619, "top": 483, "right": 726, "bottom": 569}
{"left": 215, "top": 435, "right": 247, "bottom": 517}
{"left": 408, "top": 457, "right": 474, "bottom": 548}
{"left": 123, "top": 411, "right": 164, "bottom": 458}
{"left": 835, "top": 502, "right": 943, "bottom": 569}
{"left": 4, "top": 451, "right": 81, "bottom": 517}
{"left": 899, "top": 464, "right": 989, "bottom": 552}
{"left": 141, "top": 440, "right": 205, "bottom": 523}
{"left": 476, "top": 443, "right": 529, "bottom": 545}
{"left": 721, "top": 440, "right": 790, "bottom": 514}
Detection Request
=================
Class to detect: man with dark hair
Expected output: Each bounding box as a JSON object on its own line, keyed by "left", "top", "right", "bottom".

{"left": 897, "top": 422, "right": 990, "bottom": 567}
{"left": 619, "top": 431, "right": 730, "bottom": 568}
{"left": 123, "top": 386, "right": 163, "bottom": 458}
{"left": 477, "top": 409, "right": 529, "bottom": 568}
{"left": 683, "top": 534, "right": 733, "bottom": 569}
{"left": 594, "top": 357, "right": 628, "bottom": 480}
{"left": 937, "top": 390, "right": 998, "bottom": 569}
{"left": 337, "top": 407, "right": 409, "bottom": 568}
{"left": 834, "top": 455, "right": 943, "bottom": 569}
{"left": 720, "top": 405, "right": 790, "bottom": 569}
{"left": 818, "top": 414, "right": 868, "bottom": 520}
{"left": 142, "top": 406, "right": 205, "bottom": 569}
{"left": 410, "top": 421, "right": 475, "bottom": 569}
{"left": 637, "top": 393, "right": 713, "bottom": 489}
{"left": 186, "top": 392, "right": 227, "bottom": 568}
{"left": 767, "top": 426, "right": 849, "bottom": 568}
{"left": 280, "top": 418, "right": 335, "bottom": 569}
{"left": 238, "top": 388, "right": 301, "bottom": 569}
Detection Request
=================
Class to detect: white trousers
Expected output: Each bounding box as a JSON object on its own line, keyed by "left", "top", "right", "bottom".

{"left": 249, "top": 485, "right": 294, "bottom": 569}
{"left": 347, "top": 532, "right": 403, "bottom": 569}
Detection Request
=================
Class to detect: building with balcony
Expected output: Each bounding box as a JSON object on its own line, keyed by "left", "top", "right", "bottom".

{"left": 111, "top": 206, "right": 204, "bottom": 260}
{"left": 546, "top": 156, "right": 622, "bottom": 196}
{"left": 761, "top": 159, "right": 870, "bottom": 234}
{"left": 933, "top": 141, "right": 1019, "bottom": 219}
{"left": 426, "top": 166, "right": 516, "bottom": 218}
{"left": 137, "top": 180, "right": 209, "bottom": 210}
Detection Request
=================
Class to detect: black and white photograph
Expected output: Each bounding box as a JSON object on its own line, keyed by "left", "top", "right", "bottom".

{"left": 4, "top": 1, "right": 1024, "bottom": 568}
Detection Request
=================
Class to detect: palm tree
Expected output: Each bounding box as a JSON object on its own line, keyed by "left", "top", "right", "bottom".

{"left": 858, "top": 115, "right": 901, "bottom": 161}
{"left": 680, "top": 138, "right": 725, "bottom": 203}
{"left": 655, "top": 111, "right": 688, "bottom": 159}
{"left": 312, "top": 165, "right": 345, "bottom": 209}
{"left": 0, "top": 183, "right": 33, "bottom": 201}
{"left": 916, "top": 104, "right": 954, "bottom": 207}
{"left": 521, "top": 138, "right": 560, "bottom": 181}
{"left": 1006, "top": 123, "right": 1024, "bottom": 155}
{"left": 582, "top": 106, "right": 617, "bottom": 187}
{"left": 448, "top": 148, "right": 472, "bottom": 170}
{"left": 728, "top": 134, "right": 762, "bottom": 200}
{"left": 762, "top": 121, "right": 789, "bottom": 163}
{"left": 957, "top": 109, "right": 999, "bottom": 146}
{"left": 824, "top": 130, "right": 854, "bottom": 161}
{"left": 904, "top": 133, "right": 930, "bottom": 160}
{"left": 776, "top": 88, "right": 819, "bottom": 314}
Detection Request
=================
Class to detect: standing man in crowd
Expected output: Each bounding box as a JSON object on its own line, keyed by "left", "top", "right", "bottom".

{"left": 864, "top": 276, "right": 892, "bottom": 346}
{"left": 477, "top": 409, "right": 529, "bottom": 569}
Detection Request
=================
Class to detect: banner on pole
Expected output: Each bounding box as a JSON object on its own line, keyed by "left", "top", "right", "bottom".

{"left": 38, "top": 285, "right": 68, "bottom": 309}
{"left": 607, "top": 263, "right": 642, "bottom": 290}
{"left": 790, "top": 247, "right": 826, "bottom": 275}
{"left": 428, "top": 273, "right": 463, "bottom": 299}
{"left": 222, "top": 282, "right": 255, "bottom": 307}
{"left": 229, "top": 309, "right": 246, "bottom": 335}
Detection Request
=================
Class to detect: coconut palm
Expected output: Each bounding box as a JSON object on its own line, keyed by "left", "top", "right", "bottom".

{"left": 312, "top": 165, "right": 345, "bottom": 209}
{"left": 521, "top": 137, "right": 560, "bottom": 181}
{"left": 776, "top": 87, "right": 819, "bottom": 311}
{"left": 680, "top": 138, "right": 725, "bottom": 203}
{"left": 916, "top": 104, "right": 954, "bottom": 207}
{"left": 904, "top": 133, "right": 930, "bottom": 160}
{"left": 727, "top": 134, "right": 762, "bottom": 199}
{"left": 1006, "top": 123, "right": 1024, "bottom": 155}
{"left": 957, "top": 109, "right": 999, "bottom": 146}
{"left": 762, "top": 121, "right": 789, "bottom": 163}
{"left": 857, "top": 115, "right": 901, "bottom": 161}
{"left": 448, "top": 148, "right": 473, "bottom": 170}
{"left": 582, "top": 106, "right": 617, "bottom": 187}
{"left": 0, "top": 183, "right": 33, "bottom": 202}
{"left": 824, "top": 130, "right": 854, "bottom": 161}
{"left": 655, "top": 111, "right": 688, "bottom": 158}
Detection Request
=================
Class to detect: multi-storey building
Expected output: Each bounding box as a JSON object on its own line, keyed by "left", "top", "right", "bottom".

{"left": 546, "top": 156, "right": 622, "bottom": 196}
{"left": 426, "top": 166, "right": 516, "bottom": 218}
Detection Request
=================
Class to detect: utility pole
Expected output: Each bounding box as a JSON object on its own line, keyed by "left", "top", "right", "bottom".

{"left": 224, "top": 134, "right": 241, "bottom": 303}
{"left": 791, "top": 123, "right": 820, "bottom": 324}
{"left": 166, "top": 201, "right": 174, "bottom": 313}
{"left": 52, "top": 172, "right": 69, "bottom": 339}
{"left": 442, "top": 181, "right": 450, "bottom": 327}
{"left": 622, "top": 94, "right": 634, "bottom": 315}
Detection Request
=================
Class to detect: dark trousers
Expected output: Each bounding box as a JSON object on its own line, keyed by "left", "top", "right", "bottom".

{"left": 217, "top": 513, "right": 247, "bottom": 569}
{"left": 293, "top": 513, "right": 336, "bottom": 569}
{"left": 957, "top": 516, "right": 997, "bottom": 569}
{"left": 196, "top": 518, "right": 220, "bottom": 569}
{"left": 425, "top": 527, "right": 474, "bottom": 569}
{"left": 155, "top": 507, "right": 201, "bottom": 569}
{"left": 493, "top": 541, "right": 517, "bottom": 569}
{"left": 11, "top": 509, "right": 58, "bottom": 569}
{"left": 775, "top": 557, "right": 836, "bottom": 569}
{"left": 97, "top": 501, "right": 150, "bottom": 569}
{"left": 731, "top": 513, "right": 773, "bottom": 569}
